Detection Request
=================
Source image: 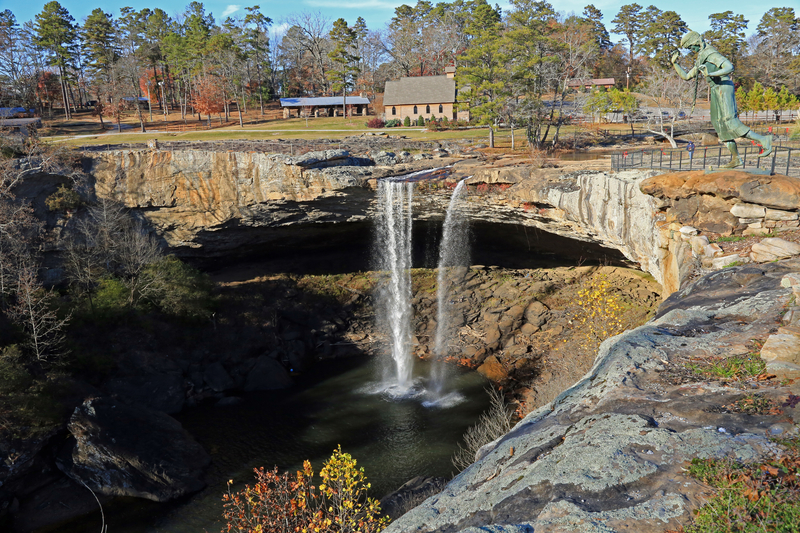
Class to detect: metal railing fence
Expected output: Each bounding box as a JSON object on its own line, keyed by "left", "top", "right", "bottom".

{"left": 612, "top": 140, "right": 800, "bottom": 177}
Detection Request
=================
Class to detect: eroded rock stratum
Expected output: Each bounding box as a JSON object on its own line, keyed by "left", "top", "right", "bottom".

{"left": 386, "top": 260, "right": 800, "bottom": 533}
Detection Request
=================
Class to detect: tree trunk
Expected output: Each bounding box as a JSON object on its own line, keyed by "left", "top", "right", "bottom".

{"left": 489, "top": 127, "right": 494, "bottom": 148}
{"left": 646, "top": 128, "right": 677, "bottom": 148}
{"left": 67, "top": 82, "right": 78, "bottom": 115}
{"left": 57, "top": 64, "right": 70, "bottom": 120}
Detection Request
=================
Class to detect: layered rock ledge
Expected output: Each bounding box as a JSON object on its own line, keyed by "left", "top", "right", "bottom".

{"left": 386, "top": 260, "right": 800, "bottom": 533}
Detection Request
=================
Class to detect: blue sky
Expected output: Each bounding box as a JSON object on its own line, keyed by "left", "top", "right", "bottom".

{"left": 7, "top": 0, "right": 794, "bottom": 40}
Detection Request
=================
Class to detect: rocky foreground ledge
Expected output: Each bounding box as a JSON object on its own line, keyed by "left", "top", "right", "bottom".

{"left": 387, "top": 260, "right": 800, "bottom": 533}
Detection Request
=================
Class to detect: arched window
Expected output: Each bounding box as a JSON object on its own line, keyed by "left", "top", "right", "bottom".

{"left": 413, "top": 105, "right": 418, "bottom": 114}
{"left": 438, "top": 104, "right": 443, "bottom": 113}
{"left": 426, "top": 104, "right": 431, "bottom": 114}
{"left": 392, "top": 107, "right": 396, "bottom": 115}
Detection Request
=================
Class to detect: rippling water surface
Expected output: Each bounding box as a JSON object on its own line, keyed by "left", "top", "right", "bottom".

{"left": 52, "top": 356, "right": 489, "bottom": 533}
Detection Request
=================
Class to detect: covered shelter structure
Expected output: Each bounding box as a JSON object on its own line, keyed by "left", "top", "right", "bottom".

{"left": 279, "top": 97, "right": 371, "bottom": 118}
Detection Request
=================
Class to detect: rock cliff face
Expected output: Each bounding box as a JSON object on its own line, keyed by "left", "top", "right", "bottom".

{"left": 87, "top": 150, "right": 378, "bottom": 254}
{"left": 87, "top": 150, "right": 670, "bottom": 287}
{"left": 386, "top": 260, "right": 800, "bottom": 533}
{"left": 453, "top": 167, "right": 665, "bottom": 286}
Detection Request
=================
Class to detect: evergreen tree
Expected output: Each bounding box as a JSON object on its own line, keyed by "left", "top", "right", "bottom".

{"left": 327, "top": 18, "right": 360, "bottom": 118}
{"left": 81, "top": 9, "right": 116, "bottom": 84}
{"left": 457, "top": 2, "right": 505, "bottom": 146}
{"left": 753, "top": 7, "right": 799, "bottom": 90}
{"left": 703, "top": 11, "right": 748, "bottom": 66}
{"left": 640, "top": 9, "right": 687, "bottom": 70}
{"left": 582, "top": 5, "right": 611, "bottom": 51}
{"left": 244, "top": 5, "right": 272, "bottom": 114}
{"left": 33, "top": 1, "right": 77, "bottom": 118}
{"left": 611, "top": 3, "right": 643, "bottom": 63}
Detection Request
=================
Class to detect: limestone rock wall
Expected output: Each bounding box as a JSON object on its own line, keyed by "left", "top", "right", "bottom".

{"left": 88, "top": 150, "right": 376, "bottom": 251}
{"left": 459, "top": 168, "right": 669, "bottom": 288}
{"left": 87, "top": 152, "right": 674, "bottom": 289}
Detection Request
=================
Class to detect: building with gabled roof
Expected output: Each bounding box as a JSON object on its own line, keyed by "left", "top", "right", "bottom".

{"left": 566, "top": 78, "right": 616, "bottom": 89}
{"left": 383, "top": 67, "right": 469, "bottom": 122}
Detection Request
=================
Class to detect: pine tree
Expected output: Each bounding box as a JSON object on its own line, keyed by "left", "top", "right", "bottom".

{"left": 81, "top": 9, "right": 117, "bottom": 84}
{"left": 703, "top": 11, "right": 748, "bottom": 66}
{"left": 582, "top": 5, "right": 611, "bottom": 51}
{"left": 244, "top": 5, "right": 272, "bottom": 114}
{"left": 327, "top": 18, "right": 360, "bottom": 119}
{"left": 33, "top": 1, "right": 78, "bottom": 119}
{"left": 457, "top": 2, "right": 505, "bottom": 146}
{"left": 640, "top": 9, "right": 687, "bottom": 70}
{"left": 611, "top": 3, "right": 644, "bottom": 63}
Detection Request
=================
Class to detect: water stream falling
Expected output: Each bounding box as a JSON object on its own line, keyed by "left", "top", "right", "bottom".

{"left": 431, "top": 180, "right": 471, "bottom": 395}
{"left": 373, "top": 174, "right": 472, "bottom": 406}
{"left": 375, "top": 179, "right": 415, "bottom": 392}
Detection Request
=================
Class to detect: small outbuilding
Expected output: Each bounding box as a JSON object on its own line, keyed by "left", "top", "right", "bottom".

{"left": 566, "top": 78, "right": 616, "bottom": 90}
{"left": 383, "top": 67, "right": 469, "bottom": 122}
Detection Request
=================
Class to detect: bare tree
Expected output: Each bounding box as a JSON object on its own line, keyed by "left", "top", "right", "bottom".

{"left": 642, "top": 67, "right": 695, "bottom": 148}
{"left": 63, "top": 198, "right": 163, "bottom": 310}
{"left": 286, "top": 12, "right": 331, "bottom": 94}
{"left": 10, "top": 266, "right": 70, "bottom": 362}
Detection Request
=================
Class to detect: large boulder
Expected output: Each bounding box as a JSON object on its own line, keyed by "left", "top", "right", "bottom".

{"left": 641, "top": 170, "right": 800, "bottom": 210}
{"left": 244, "top": 356, "right": 293, "bottom": 391}
{"left": 751, "top": 238, "right": 800, "bottom": 263}
{"left": 203, "top": 361, "right": 235, "bottom": 392}
{"left": 57, "top": 397, "right": 210, "bottom": 502}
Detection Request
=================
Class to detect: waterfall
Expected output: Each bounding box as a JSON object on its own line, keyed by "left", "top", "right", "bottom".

{"left": 431, "top": 180, "right": 471, "bottom": 394}
{"left": 375, "top": 179, "right": 415, "bottom": 390}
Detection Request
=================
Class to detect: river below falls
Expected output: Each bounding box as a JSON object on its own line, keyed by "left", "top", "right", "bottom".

{"left": 47, "top": 356, "right": 490, "bottom": 533}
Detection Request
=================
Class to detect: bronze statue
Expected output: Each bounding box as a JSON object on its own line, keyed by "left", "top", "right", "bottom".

{"left": 671, "top": 30, "right": 772, "bottom": 168}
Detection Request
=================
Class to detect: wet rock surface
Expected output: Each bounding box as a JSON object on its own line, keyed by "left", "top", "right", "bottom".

{"left": 57, "top": 397, "right": 210, "bottom": 502}
{"left": 386, "top": 259, "right": 800, "bottom": 533}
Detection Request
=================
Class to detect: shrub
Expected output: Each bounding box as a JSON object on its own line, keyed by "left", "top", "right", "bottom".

{"left": 0, "top": 345, "right": 32, "bottom": 394}
{"left": 572, "top": 274, "right": 626, "bottom": 353}
{"left": 92, "top": 277, "right": 130, "bottom": 317}
{"left": 366, "top": 117, "right": 385, "bottom": 128}
{"left": 142, "top": 256, "right": 215, "bottom": 319}
{"left": 416, "top": 115, "right": 425, "bottom": 126}
{"left": 46, "top": 184, "right": 82, "bottom": 212}
{"left": 222, "top": 446, "right": 389, "bottom": 533}
{"left": 385, "top": 119, "right": 402, "bottom": 127}
{"left": 317, "top": 445, "right": 387, "bottom": 532}
{"left": 403, "top": 116, "right": 411, "bottom": 127}
{"left": 452, "top": 387, "right": 513, "bottom": 471}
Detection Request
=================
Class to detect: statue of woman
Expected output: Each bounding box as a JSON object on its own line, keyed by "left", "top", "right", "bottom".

{"left": 671, "top": 30, "right": 772, "bottom": 169}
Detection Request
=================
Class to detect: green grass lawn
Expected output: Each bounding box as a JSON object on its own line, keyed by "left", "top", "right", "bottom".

{"left": 49, "top": 114, "right": 504, "bottom": 147}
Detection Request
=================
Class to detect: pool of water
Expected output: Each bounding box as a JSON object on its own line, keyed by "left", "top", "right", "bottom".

{"left": 49, "top": 356, "right": 489, "bottom": 533}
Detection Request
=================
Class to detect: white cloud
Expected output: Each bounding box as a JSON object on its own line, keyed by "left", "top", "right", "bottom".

{"left": 222, "top": 5, "right": 242, "bottom": 17}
